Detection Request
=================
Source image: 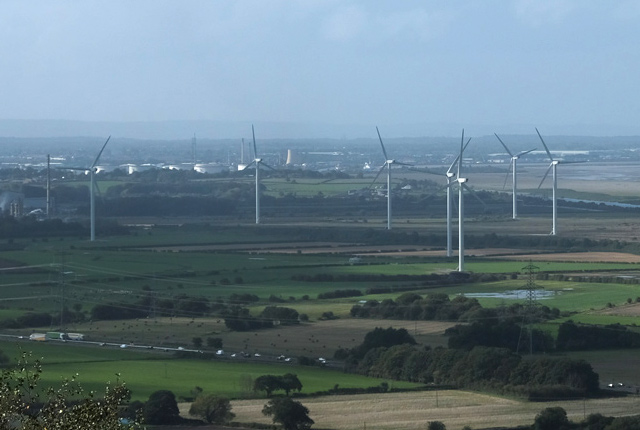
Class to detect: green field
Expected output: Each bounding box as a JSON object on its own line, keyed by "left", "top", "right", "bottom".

{"left": 3, "top": 223, "right": 640, "bottom": 407}
{"left": 0, "top": 339, "right": 419, "bottom": 401}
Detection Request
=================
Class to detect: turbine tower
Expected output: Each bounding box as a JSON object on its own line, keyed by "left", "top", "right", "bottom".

{"left": 242, "top": 125, "right": 275, "bottom": 224}
{"left": 370, "top": 126, "right": 411, "bottom": 230}
{"left": 535, "top": 128, "right": 559, "bottom": 235}
{"left": 457, "top": 130, "right": 468, "bottom": 272}
{"left": 494, "top": 134, "right": 535, "bottom": 219}
{"left": 65, "top": 136, "right": 111, "bottom": 241}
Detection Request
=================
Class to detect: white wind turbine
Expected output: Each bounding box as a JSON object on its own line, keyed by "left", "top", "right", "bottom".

{"left": 242, "top": 125, "right": 275, "bottom": 224}
{"left": 444, "top": 138, "right": 470, "bottom": 257}
{"left": 456, "top": 130, "right": 469, "bottom": 272}
{"left": 494, "top": 134, "right": 535, "bottom": 219}
{"left": 370, "top": 126, "right": 411, "bottom": 230}
{"left": 65, "top": 136, "right": 111, "bottom": 241}
{"left": 535, "top": 128, "right": 560, "bottom": 235}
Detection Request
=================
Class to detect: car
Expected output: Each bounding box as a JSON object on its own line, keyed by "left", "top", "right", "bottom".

{"left": 277, "top": 355, "right": 285, "bottom": 360}
{"left": 254, "top": 353, "right": 261, "bottom": 357}
{"left": 178, "top": 347, "right": 185, "bottom": 351}
{"left": 99, "top": 342, "right": 106, "bottom": 346}
{"left": 231, "top": 353, "right": 237, "bottom": 358}
{"left": 216, "top": 349, "right": 224, "bottom": 355}
{"left": 284, "top": 357, "right": 292, "bottom": 362}
{"left": 120, "top": 344, "right": 127, "bottom": 348}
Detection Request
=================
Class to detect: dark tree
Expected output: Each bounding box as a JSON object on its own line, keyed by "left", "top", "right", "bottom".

{"left": 207, "top": 337, "right": 223, "bottom": 348}
{"left": 352, "top": 327, "right": 416, "bottom": 359}
{"left": 260, "top": 306, "right": 300, "bottom": 325}
{"left": 427, "top": 421, "right": 446, "bottom": 430}
{"left": 281, "top": 373, "right": 303, "bottom": 396}
{"left": 533, "top": 407, "right": 570, "bottom": 430}
{"left": 254, "top": 375, "right": 282, "bottom": 397}
{"left": 143, "top": 390, "right": 181, "bottom": 425}
{"left": 189, "top": 394, "right": 235, "bottom": 424}
{"left": 263, "top": 397, "right": 314, "bottom": 430}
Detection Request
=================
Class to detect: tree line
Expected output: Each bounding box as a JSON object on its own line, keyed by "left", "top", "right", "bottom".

{"left": 336, "top": 327, "right": 600, "bottom": 400}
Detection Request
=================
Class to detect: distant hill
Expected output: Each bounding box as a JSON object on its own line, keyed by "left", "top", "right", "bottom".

{"left": 1, "top": 119, "right": 640, "bottom": 140}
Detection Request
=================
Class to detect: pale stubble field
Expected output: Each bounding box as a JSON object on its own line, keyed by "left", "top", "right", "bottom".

{"left": 225, "top": 390, "right": 640, "bottom": 430}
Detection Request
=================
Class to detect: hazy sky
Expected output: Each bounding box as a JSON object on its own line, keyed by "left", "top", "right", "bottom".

{"left": 1, "top": 1, "right": 639, "bottom": 137}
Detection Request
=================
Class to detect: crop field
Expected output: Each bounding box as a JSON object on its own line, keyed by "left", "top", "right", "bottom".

{"left": 227, "top": 390, "right": 640, "bottom": 430}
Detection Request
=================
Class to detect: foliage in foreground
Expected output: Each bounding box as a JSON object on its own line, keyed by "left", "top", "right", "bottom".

{"left": 0, "top": 352, "right": 139, "bottom": 429}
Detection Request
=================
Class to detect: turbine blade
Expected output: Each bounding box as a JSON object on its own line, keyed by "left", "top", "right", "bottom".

{"left": 538, "top": 163, "right": 553, "bottom": 189}
{"left": 462, "top": 183, "right": 487, "bottom": 210}
{"left": 394, "top": 161, "right": 413, "bottom": 166}
{"left": 376, "top": 126, "right": 389, "bottom": 160}
{"left": 418, "top": 182, "right": 454, "bottom": 202}
{"left": 494, "top": 133, "right": 513, "bottom": 157}
{"left": 94, "top": 179, "right": 102, "bottom": 196}
{"left": 261, "top": 162, "right": 277, "bottom": 171}
{"left": 447, "top": 137, "right": 471, "bottom": 176}
{"left": 515, "top": 148, "right": 536, "bottom": 158}
{"left": 369, "top": 164, "right": 387, "bottom": 188}
{"left": 61, "top": 167, "right": 90, "bottom": 172}
{"left": 242, "top": 160, "right": 256, "bottom": 171}
{"left": 91, "top": 136, "right": 111, "bottom": 168}
{"left": 535, "top": 128, "right": 553, "bottom": 161}
{"left": 503, "top": 160, "right": 513, "bottom": 190}
{"left": 457, "top": 129, "right": 465, "bottom": 178}
{"left": 252, "top": 124, "right": 258, "bottom": 159}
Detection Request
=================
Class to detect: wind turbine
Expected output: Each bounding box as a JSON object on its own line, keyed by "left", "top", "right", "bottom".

{"left": 456, "top": 130, "right": 469, "bottom": 272}
{"left": 242, "top": 125, "right": 275, "bottom": 224}
{"left": 370, "top": 126, "right": 411, "bottom": 230}
{"left": 444, "top": 138, "right": 470, "bottom": 257}
{"left": 494, "top": 134, "right": 535, "bottom": 219}
{"left": 535, "top": 128, "right": 559, "bottom": 235}
{"left": 64, "top": 136, "right": 111, "bottom": 241}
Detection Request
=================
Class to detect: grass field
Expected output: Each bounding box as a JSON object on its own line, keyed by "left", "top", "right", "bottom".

{"left": 0, "top": 338, "right": 420, "bottom": 401}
